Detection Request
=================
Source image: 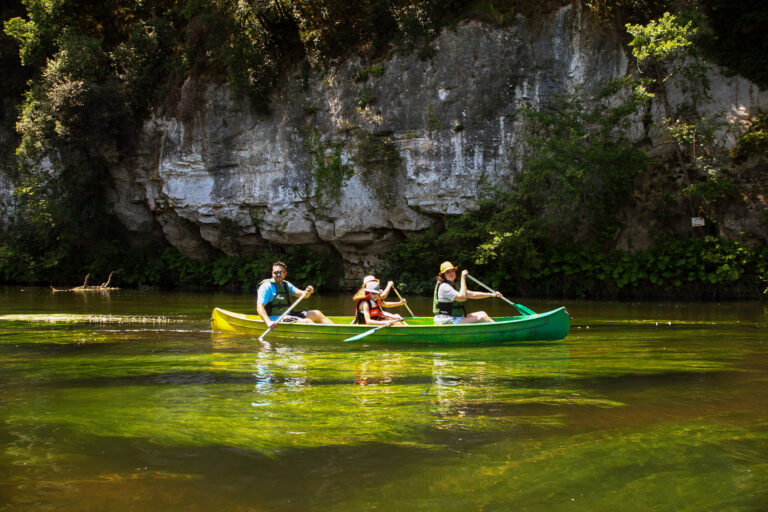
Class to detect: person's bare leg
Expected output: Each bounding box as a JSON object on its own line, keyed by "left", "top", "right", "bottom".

{"left": 306, "top": 310, "right": 334, "bottom": 324}
{"left": 460, "top": 311, "right": 494, "bottom": 324}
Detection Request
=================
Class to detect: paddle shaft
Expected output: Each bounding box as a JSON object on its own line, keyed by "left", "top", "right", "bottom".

{"left": 466, "top": 274, "right": 535, "bottom": 315}
{"left": 392, "top": 286, "right": 416, "bottom": 317}
{"left": 258, "top": 291, "right": 307, "bottom": 341}
{"left": 344, "top": 319, "right": 398, "bottom": 342}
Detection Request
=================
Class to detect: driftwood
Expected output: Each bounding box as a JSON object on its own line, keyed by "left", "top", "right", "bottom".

{"left": 51, "top": 271, "right": 121, "bottom": 292}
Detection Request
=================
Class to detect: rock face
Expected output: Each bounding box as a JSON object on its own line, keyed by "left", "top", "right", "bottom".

{"left": 99, "top": 3, "right": 765, "bottom": 284}
{"left": 0, "top": 99, "right": 17, "bottom": 231}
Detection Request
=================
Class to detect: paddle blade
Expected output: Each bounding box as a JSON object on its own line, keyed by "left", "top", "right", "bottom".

{"left": 344, "top": 326, "right": 378, "bottom": 342}
{"left": 513, "top": 303, "right": 536, "bottom": 315}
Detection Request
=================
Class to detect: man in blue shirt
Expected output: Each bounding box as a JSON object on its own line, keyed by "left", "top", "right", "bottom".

{"left": 256, "top": 261, "right": 333, "bottom": 328}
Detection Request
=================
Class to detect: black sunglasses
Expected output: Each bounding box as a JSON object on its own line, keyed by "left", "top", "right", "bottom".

{"left": 272, "top": 270, "right": 285, "bottom": 275}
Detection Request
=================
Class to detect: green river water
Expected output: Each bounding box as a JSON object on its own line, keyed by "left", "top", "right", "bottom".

{"left": 1, "top": 287, "right": 767, "bottom": 511}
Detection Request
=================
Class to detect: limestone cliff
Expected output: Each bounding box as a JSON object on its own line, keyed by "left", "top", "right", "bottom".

{"left": 102, "top": 3, "right": 766, "bottom": 285}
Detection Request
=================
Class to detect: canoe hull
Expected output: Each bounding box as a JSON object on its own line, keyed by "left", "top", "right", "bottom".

{"left": 211, "top": 307, "right": 570, "bottom": 343}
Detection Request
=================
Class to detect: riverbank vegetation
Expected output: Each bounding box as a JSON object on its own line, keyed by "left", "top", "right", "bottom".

{"left": 1, "top": 0, "right": 767, "bottom": 297}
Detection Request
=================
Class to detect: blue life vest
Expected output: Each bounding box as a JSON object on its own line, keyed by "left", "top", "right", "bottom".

{"left": 260, "top": 279, "right": 292, "bottom": 316}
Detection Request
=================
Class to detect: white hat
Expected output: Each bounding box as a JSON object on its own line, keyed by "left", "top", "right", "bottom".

{"left": 364, "top": 280, "right": 383, "bottom": 293}
{"left": 362, "top": 275, "right": 379, "bottom": 286}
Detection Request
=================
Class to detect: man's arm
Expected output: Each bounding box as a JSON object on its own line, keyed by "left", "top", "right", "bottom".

{"left": 256, "top": 283, "right": 277, "bottom": 328}
{"left": 287, "top": 281, "right": 312, "bottom": 298}
{"left": 257, "top": 303, "right": 275, "bottom": 328}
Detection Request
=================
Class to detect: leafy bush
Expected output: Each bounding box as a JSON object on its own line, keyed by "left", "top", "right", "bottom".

{"left": 732, "top": 114, "right": 768, "bottom": 159}
{"left": 516, "top": 93, "right": 648, "bottom": 241}
{"left": 381, "top": 228, "right": 768, "bottom": 299}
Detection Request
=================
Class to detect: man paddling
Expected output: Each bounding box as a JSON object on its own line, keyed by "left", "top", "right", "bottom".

{"left": 256, "top": 261, "right": 334, "bottom": 328}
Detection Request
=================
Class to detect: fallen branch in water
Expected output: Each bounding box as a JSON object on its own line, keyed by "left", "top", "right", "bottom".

{"left": 50, "top": 270, "right": 121, "bottom": 292}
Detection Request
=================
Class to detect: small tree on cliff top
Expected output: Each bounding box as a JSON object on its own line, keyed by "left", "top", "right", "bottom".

{"left": 626, "top": 11, "right": 738, "bottom": 222}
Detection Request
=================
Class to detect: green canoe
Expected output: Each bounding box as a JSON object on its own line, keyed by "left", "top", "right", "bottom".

{"left": 210, "top": 306, "right": 570, "bottom": 343}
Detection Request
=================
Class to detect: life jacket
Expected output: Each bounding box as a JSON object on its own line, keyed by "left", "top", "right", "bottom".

{"left": 260, "top": 279, "right": 292, "bottom": 316}
{"left": 433, "top": 281, "right": 466, "bottom": 317}
{"left": 355, "top": 294, "right": 384, "bottom": 324}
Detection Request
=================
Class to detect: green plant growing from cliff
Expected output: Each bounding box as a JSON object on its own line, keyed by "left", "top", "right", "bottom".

{"left": 626, "top": 13, "right": 707, "bottom": 116}
{"left": 355, "top": 87, "right": 375, "bottom": 107}
{"left": 353, "top": 129, "right": 403, "bottom": 205}
{"left": 427, "top": 103, "right": 441, "bottom": 133}
{"left": 732, "top": 114, "right": 768, "bottom": 159}
{"left": 353, "top": 65, "right": 385, "bottom": 82}
{"left": 369, "top": 65, "right": 385, "bottom": 77}
{"left": 304, "top": 130, "right": 354, "bottom": 209}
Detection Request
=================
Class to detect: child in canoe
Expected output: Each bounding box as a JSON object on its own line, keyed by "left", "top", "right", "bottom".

{"left": 353, "top": 275, "right": 407, "bottom": 325}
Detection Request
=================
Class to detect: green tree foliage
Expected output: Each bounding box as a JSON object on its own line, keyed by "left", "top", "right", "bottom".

{"left": 626, "top": 11, "right": 710, "bottom": 127}
{"left": 2, "top": 0, "right": 182, "bottom": 285}
{"left": 382, "top": 216, "right": 768, "bottom": 299}
{"left": 516, "top": 92, "right": 648, "bottom": 240}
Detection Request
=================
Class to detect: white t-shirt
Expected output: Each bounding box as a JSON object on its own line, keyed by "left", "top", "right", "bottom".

{"left": 437, "top": 282, "right": 459, "bottom": 303}
{"left": 434, "top": 282, "right": 462, "bottom": 324}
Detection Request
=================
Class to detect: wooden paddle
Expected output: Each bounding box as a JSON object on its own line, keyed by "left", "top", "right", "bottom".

{"left": 344, "top": 319, "right": 399, "bottom": 342}
{"left": 258, "top": 291, "right": 307, "bottom": 342}
{"left": 467, "top": 274, "right": 536, "bottom": 316}
{"left": 392, "top": 285, "right": 416, "bottom": 317}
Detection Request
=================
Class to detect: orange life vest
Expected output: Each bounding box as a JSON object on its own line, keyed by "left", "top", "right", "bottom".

{"left": 355, "top": 294, "right": 383, "bottom": 323}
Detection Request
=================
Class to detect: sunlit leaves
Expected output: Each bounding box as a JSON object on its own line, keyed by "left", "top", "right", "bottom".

{"left": 626, "top": 12, "right": 696, "bottom": 65}
{"left": 3, "top": 16, "right": 37, "bottom": 65}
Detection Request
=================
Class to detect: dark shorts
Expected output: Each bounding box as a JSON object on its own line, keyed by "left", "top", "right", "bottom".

{"left": 269, "top": 311, "right": 308, "bottom": 323}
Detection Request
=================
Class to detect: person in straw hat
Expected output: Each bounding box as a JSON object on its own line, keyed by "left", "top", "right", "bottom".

{"left": 353, "top": 275, "right": 407, "bottom": 325}
{"left": 433, "top": 261, "right": 501, "bottom": 325}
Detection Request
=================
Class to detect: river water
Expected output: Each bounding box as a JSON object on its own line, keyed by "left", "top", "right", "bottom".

{"left": 1, "top": 287, "right": 767, "bottom": 511}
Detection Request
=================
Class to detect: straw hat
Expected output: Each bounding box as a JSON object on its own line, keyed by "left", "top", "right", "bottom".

{"left": 439, "top": 261, "right": 458, "bottom": 274}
